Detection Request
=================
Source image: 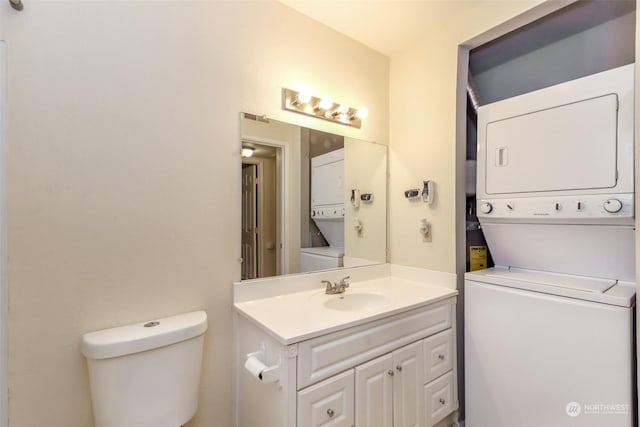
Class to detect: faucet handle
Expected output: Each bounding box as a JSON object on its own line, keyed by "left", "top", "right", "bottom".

{"left": 338, "top": 276, "right": 350, "bottom": 286}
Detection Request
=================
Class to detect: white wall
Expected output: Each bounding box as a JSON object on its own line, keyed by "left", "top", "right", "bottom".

{"left": 1, "top": 2, "right": 388, "bottom": 426}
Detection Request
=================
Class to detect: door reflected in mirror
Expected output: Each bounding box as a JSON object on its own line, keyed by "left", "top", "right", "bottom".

{"left": 241, "top": 114, "right": 387, "bottom": 280}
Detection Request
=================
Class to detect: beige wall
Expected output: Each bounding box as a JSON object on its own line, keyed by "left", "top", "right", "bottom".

{"left": 1, "top": 2, "right": 388, "bottom": 426}
{"left": 388, "top": 0, "right": 553, "bottom": 274}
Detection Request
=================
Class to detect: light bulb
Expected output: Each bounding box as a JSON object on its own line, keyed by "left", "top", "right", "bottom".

{"left": 356, "top": 106, "right": 368, "bottom": 119}
{"left": 331, "top": 103, "right": 350, "bottom": 117}
{"left": 318, "top": 96, "right": 333, "bottom": 110}
{"left": 297, "top": 89, "right": 311, "bottom": 104}
{"left": 241, "top": 147, "right": 254, "bottom": 158}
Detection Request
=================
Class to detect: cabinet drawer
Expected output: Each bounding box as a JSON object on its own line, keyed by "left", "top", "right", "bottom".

{"left": 423, "top": 328, "right": 453, "bottom": 383}
{"left": 298, "top": 299, "right": 453, "bottom": 389}
{"left": 424, "top": 371, "right": 454, "bottom": 427}
{"left": 298, "top": 369, "right": 355, "bottom": 427}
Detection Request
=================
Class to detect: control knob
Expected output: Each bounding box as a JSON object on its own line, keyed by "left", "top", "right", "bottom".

{"left": 479, "top": 202, "right": 493, "bottom": 214}
{"left": 311, "top": 209, "right": 316, "bottom": 217}
{"left": 603, "top": 199, "right": 623, "bottom": 213}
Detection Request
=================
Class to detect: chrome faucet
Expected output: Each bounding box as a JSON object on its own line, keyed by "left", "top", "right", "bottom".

{"left": 324, "top": 276, "right": 350, "bottom": 294}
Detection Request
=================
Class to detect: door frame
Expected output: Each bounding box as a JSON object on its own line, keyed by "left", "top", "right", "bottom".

{"left": 242, "top": 137, "right": 289, "bottom": 275}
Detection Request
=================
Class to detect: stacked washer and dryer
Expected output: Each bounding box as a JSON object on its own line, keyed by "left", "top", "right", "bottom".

{"left": 299, "top": 148, "right": 345, "bottom": 272}
{"left": 465, "top": 64, "right": 637, "bottom": 427}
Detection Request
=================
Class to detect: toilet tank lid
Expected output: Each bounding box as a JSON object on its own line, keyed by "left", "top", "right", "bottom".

{"left": 81, "top": 310, "right": 207, "bottom": 360}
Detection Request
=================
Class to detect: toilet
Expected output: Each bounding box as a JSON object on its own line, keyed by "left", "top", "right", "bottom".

{"left": 81, "top": 310, "right": 208, "bottom": 427}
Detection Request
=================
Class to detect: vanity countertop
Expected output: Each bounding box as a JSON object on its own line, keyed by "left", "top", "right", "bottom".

{"left": 234, "top": 275, "right": 457, "bottom": 345}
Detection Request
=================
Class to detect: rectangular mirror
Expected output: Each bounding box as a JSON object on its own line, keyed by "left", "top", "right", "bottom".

{"left": 240, "top": 114, "right": 387, "bottom": 280}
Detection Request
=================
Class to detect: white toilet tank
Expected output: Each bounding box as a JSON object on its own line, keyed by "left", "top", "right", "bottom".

{"left": 81, "top": 310, "right": 207, "bottom": 427}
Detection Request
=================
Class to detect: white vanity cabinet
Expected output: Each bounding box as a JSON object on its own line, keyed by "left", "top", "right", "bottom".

{"left": 235, "top": 287, "right": 457, "bottom": 427}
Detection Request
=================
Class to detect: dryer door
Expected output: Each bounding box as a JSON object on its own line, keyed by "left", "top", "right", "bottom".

{"left": 311, "top": 149, "right": 344, "bottom": 207}
{"left": 484, "top": 93, "right": 618, "bottom": 195}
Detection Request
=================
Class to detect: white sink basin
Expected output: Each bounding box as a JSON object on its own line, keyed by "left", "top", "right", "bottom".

{"left": 235, "top": 274, "right": 458, "bottom": 344}
{"left": 312, "top": 290, "right": 391, "bottom": 311}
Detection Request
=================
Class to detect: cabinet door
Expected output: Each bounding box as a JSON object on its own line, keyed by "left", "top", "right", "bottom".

{"left": 355, "top": 354, "right": 393, "bottom": 427}
{"left": 392, "top": 341, "right": 424, "bottom": 427}
{"left": 297, "top": 369, "right": 355, "bottom": 427}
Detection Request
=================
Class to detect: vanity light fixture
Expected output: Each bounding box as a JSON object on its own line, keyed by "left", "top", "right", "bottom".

{"left": 282, "top": 88, "right": 366, "bottom": 129}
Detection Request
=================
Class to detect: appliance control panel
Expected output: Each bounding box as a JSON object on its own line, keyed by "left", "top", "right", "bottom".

{"left": 477, "top": 194, "right": 634, "bottom": 221}
{"left": 311, "top": 205, "right": 345, "bottom": 219}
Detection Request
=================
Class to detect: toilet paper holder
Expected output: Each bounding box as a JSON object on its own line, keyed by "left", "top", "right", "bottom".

{"left": 245, "top": 344, "right": 280, "bottom": 384}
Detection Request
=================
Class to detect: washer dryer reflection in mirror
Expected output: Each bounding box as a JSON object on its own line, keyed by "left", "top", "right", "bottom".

{"left": 300, "top": 148, "right": 345, "bottom": 272}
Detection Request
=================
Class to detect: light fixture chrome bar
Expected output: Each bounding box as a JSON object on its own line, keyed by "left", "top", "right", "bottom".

{"left": 9, "top": 0, "right": 23, "bottom": 11}
{"left": 242, "top": 112, "right": 269, "bottom": 123}
{"left": 282, "top": 88, "right": 363, "bottom": 129}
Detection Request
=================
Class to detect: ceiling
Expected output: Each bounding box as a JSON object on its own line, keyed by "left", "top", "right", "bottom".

{"left": 279, "top": 0, "right": 483, "bottom": 57}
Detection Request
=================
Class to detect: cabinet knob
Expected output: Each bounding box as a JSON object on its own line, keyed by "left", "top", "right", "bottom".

{"left": 396, "top": 365, "right": 402, "bottom": 372}
{"left": 439, "top": 398, "right": 446, "bottom": 405}
{"left": 327, "top": 408, "right": 334, "bottom": 418}
{"left": 438, "top": 354, "right": 445, "bottom": 361}
{"left": 387, "top": 370, "right": 394, "bottom": 376}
